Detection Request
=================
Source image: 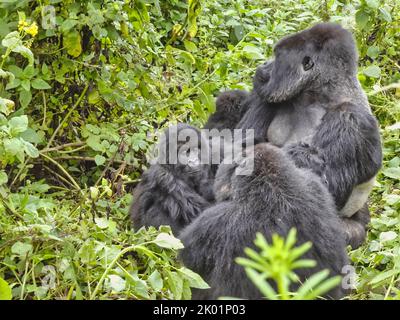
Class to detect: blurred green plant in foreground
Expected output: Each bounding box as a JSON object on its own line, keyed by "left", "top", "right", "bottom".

{"left": 234, "top": 229, "right": 341, "bottom": 300}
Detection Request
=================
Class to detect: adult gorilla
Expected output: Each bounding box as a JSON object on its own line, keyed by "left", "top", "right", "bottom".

{"left": 180, "top": 143, "right": 349, "bottom": 299}
{"left": 236, "top": 23, "right": 382, "bottom": 248}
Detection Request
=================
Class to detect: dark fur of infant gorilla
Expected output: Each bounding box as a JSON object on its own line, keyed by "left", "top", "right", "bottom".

{"left": 203, "top": 90, "right": 250, "bottom": 175}
{"left": 179, "top": 143, "right": 349, "bottom": 299}
{"left": 130, "top": 123, "right": 213, "bottom": 234}
{"left": 203, "top": 90, "right": 249, "bottom": 131}
{"left": 236, "top": 23, "right": 382, "bottom": 248}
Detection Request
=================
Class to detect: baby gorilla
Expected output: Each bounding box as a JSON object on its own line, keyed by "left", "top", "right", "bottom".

{"left": 179, "top": 143, "right": 349, "bottom": 299}
{"left": 130, "top": 123, "right": 213, "bottom": 234}
{"left": 203, "top": 90, "right": 251, "bottom": 176}
{"left": 204, "top": 90, "right": 249, "bottom": 131}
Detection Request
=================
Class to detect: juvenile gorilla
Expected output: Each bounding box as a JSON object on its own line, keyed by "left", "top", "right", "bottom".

{"left": 236, "top": 23, "right": 382, "bottom": 247}
{"left": 130, "top": 123, "right": 213, "bottom": 234}
{"left": 179, "top": 143, "right": 349, "bottom": 299}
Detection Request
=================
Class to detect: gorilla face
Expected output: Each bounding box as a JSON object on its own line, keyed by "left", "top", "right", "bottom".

{"left": 254, "top": 23, "right": 358, "bottom": 104}
{"left": 154, "top": 123, "right": 212, "bottom": 185}
{"left": 254, "top": 46, "right": 319, "bottom": 103}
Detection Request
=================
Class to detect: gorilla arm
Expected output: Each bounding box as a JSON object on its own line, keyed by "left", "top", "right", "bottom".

{"left": 288, "top": 102, "right": 382, "bottom": 216}
{"left": 130, "top": 165, "right": 211, "bottom": 233}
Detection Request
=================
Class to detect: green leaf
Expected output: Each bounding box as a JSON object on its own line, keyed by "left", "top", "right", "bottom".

{"left": 0, "top": 97, "right": 15, "bottom": 115}
{"left": 11, "top": 241, "right": 32, "bottom": 256}
{"left": 178, "top": 267, "right": 209, "bottom": 289}
{"left": 61, "top": 19, "right": 78, "bottom": 32}
{"left": 294, "top": 269, "right": 330, "bottom": 299}
{"left": 23, "top": 65, "right": 35, "bottom": 78}
{"left": 42, "top": 63, "right": 49, "bottom": 75}
{"left": 21, "top": 79, "right": 30, "bottom": 91}
{"left": 379, "top": 8, "right": 392, "bottom": 22}
{"left": 369, "top": 269, "right": 399, "bottom": 286}
{"left": 0, "top": 68, "right": 15, "bottom": 81}
{"left": 5, "top": 78, "right": 20, "bottom": 90}
{"left": 90, "top": 187, "right": 99, "bottom": 200}
{"left": 363, "top": 65, "right": 381, "bottom": 78}
{"left": 382, "top": 167, "right": 400, "bottom": 179}
{"left": 0, "top": 277, "right": 12, "bottom": 300}
{"left": 32, "top": 78, "right": 51, "bottom": 90}
{"left": 355, "top": 10, "right": 369, "bottom": 30}
{"left": 379, "top": 231, "right": 397, "bottom": 242}
{"left": 9, "top": 115, "right": 28, "bottom": 135}
{"left": 87, "top": 135, "right": 104, "bottom": 152}
{"left": 187, "top": 0, "right": 202, "bottom": 38}
{"left": 301, "top": 275, "right": 341, "bottom": 300}
{"left": 154, "top": 233, "right": 184, "bottom": 250}
{"left": 23, "top": 141, "right": 39, "bottom": 158}
{"left": 365, "top": 0, "right": 379, "bottom": 9}
{"left": 63, "top": 30, "right": 82, "bottom": 58}
{"left": 366, "top": 46, "right": 379, "bottom": 59}
{"left": 183, "top": 40, "right": 197, "bottom": 52}
{"left": 20, "top": 128, "right": 44, "bottom": 144}
{"left": 233, "top": 25, "right": 245, "bottom": 42}
{"left": 244, "top": 268, "right": 277, "bottom": 299}
{"left": 1, "top": 31, "right": 20, "bottom": 48}
{"left": 88, "top": 90, "right": 101, "bottom": 105}
{"left": 94, "top": 217, "right": 109, "bottom": 229}
{"left": 107, "top": 275, "right": 126, "bottom": 293}
{"left": 94, "top": 154, "right": 106, "bottom": 166}
{"left": 166, "top": 271, "right": 183, "bottom": 299}
{"left": 242, "top": 45, "right": 264, "bottom": 60}
{"left": 19, "top": 89, "right": 32, "bottom": 108}
{"left": 0, "top": 170, "right": 8, "bottom": 185}
{"left": 148, "top": 270, "right": 163, "bottom": 291}
{"left": 3, "top": 138, "right": 24, "bottom": 161}
{"left": 13, "top": 45, "right": 34, "bottom": 65}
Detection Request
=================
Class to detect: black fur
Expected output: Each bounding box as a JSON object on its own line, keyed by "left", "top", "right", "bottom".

{"left": 204, "top": 90, "right": 249, "bottom": 131}
{"left": 130, "top": 123, "right": 213, "bottom": 234}
{"left": 179, "top": 143, "right": 349, "bottom": 299}
{"left": 236, "top": 23, "right": 382, "bottom": 247}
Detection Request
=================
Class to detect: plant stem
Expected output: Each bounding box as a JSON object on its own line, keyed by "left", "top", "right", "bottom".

{"left": 42, "top": 142, "right": 85, "bottom": 153}
{"left": 39, "top": 152, "right": 82, "bottom": 192}
{"left": 90, "top": 242, "right": 155, "bottom": 299}
{"left": 46, "top": 83, "right": 89, "bottom": 149}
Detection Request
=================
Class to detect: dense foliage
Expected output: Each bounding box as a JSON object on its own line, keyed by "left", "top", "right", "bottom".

{"left": 0, "top": 0, "right": 399, "bottom": 299}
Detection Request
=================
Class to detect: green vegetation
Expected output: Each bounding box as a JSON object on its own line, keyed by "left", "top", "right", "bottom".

{"left": 236, "top": 229, "right": 342, "bottom": 300}
{"left": 0, "top": 0, "right": 399, "bottom": 300}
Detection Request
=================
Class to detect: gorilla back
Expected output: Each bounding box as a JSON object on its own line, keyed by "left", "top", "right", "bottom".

{"left": 130, "top": 123, "right": 213, "bottom": 234}
{"left": 179, "top": 143, "right": 349, "bottom": 299}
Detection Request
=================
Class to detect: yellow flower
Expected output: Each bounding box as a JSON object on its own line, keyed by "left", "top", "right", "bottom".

{"left": 18, "top": 20, "right": 28, "bottom": 32}
{"left": 25, "top": 22, "right": 38, "bottom": 37}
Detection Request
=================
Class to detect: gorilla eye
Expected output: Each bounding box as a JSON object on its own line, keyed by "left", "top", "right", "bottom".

{"left": 302, "top": 56, "right": 314, "bottom": 71}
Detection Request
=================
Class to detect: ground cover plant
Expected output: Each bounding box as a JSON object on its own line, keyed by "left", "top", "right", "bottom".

{"left": 0, "top": 0, "right": 399, "bottom": 300}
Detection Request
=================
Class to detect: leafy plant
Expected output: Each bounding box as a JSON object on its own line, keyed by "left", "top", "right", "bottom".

{"left": 236, "top": 229, "right": 342, "bottom": 300}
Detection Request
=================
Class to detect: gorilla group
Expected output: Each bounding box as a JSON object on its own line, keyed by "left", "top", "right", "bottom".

{"left": 129, "top": 22, "right": 382, "bottom": 299}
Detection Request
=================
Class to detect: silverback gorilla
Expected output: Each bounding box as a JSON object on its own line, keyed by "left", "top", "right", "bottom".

{"left": 130, "top": 124, "right": 213, "bottom": 234}
{"left": 179, "top": 143, "right": 349, "bottom": 299}
{"left": 235, "top": 23, "right": 382, "bottom": 248}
